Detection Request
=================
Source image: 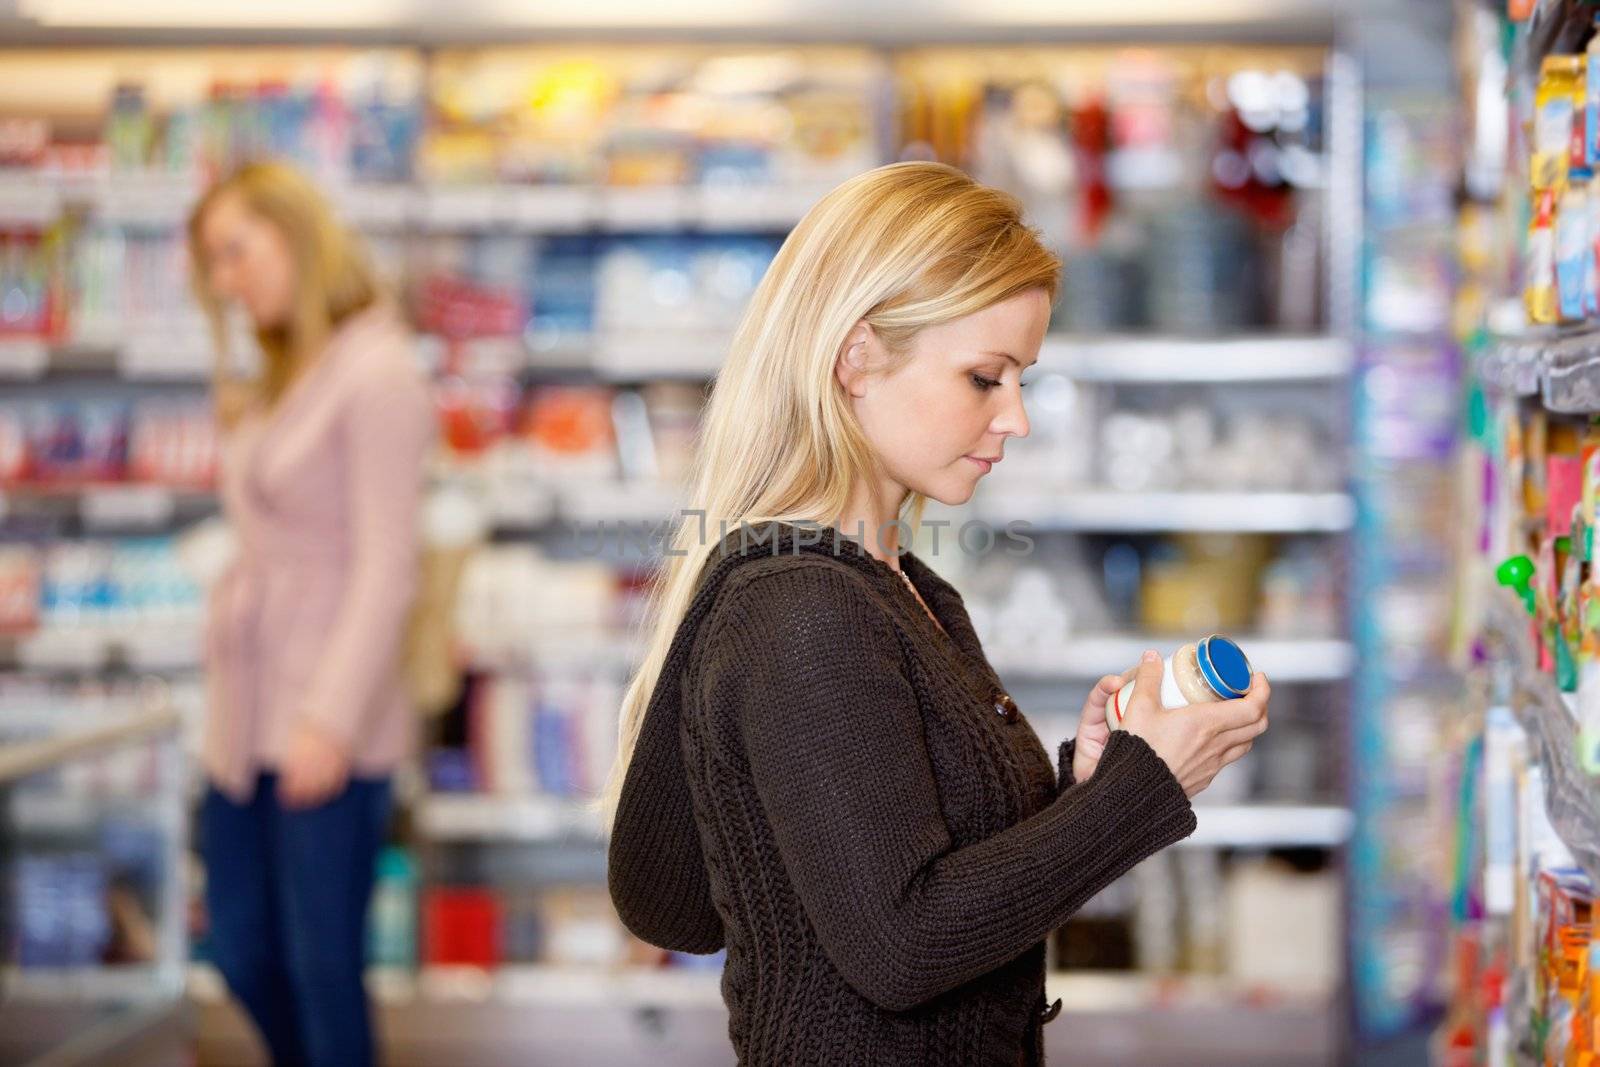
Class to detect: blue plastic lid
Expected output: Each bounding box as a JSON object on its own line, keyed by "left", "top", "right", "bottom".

{"left": 1196, "top": 635, "right": 1252, "bottom": 699}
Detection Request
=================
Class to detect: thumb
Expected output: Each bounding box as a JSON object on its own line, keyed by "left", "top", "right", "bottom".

{"left": 1129, "top": 650, "right": 1165, "bottom": 711}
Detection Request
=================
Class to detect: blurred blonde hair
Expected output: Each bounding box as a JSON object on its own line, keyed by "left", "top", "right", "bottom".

{"left": 596, "top": 160, "right": 1061, "bottom": 832}
{"left": 187, "top": 159, "right": 380, "bottom": 409}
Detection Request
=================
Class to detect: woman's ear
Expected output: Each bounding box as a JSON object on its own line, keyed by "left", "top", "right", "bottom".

{"left": 834, "top": 322, "right": 873, "bottom": 398}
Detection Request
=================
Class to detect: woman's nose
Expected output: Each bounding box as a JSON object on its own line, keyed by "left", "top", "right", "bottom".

{"left": 995, "top": 390, "right": 1030, "bottom": 439}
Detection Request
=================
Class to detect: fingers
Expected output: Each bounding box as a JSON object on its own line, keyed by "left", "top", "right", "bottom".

{"left": 278, "top": 763, "right": 336, "bottom": 809}
{"left": 277, "top": 769, "right": 311, "bottom": 809}
{"left": 1085, "top": 674, "right": 1124, "bottom": 714}
{"left": 1248, "top": 672, "right": 1271, "bottom": 704}
{"left": 1189, "top": 698, "right": 1260, "bottom": 733}
{"left": 1215, "top": 703, "right": 1270, "bottom": 748}
{"left": 1219, "top": 739, "right": 1254, "bottom": 767}
{"left": 1191, "top": 676, "right": 1271, "bottom": 734}
{"left": 1130, "top": 650, "right": 1164, "bottom": 704}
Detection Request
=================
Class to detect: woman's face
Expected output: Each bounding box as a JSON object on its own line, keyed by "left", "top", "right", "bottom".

{"left": 197, "top": 191, "right": 296, "bottom": 330}
{"left": 838, "top": 286, "right": 1049, "bottom": 508}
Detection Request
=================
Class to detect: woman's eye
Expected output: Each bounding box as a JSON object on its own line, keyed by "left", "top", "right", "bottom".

{"left": 971, "top": 373, "right": 1001, "bottom": 391}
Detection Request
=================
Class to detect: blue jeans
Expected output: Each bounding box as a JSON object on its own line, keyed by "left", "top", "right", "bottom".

{"left": 200, "top": 773, "right": 391, "bottom": 1067}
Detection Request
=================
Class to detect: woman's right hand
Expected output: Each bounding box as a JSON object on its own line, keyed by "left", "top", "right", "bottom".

{"left": 1118, "top": 650, "right": 1270, "bottom": 799}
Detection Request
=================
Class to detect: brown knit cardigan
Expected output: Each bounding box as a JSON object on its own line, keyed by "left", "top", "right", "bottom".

{"left": 607, "top": 521, "right": 1197, "bottom": 1065}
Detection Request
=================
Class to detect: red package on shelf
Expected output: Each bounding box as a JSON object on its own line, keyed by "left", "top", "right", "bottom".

{"left": 1548, "top": 453, "right": 1584, "bottom": 538}
{"left": 422, "top": 886, "right": 501, "bottom": 968}
{"left": 414, "top": 274, "right": 525, "bottom": 340}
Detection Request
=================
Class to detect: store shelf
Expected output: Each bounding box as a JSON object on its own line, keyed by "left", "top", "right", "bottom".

{"left": 555, "top": 480, "right": 686, "bottom": 527}
{"left": 990, "top": 635, "right": 1353, "bottom": 683}
{"left": 0, "top": 339, "right": 213, "bottom": 385}
{"left": 415, "top": 964, "right": 724, "bottom": 1008}
{"left": 975, "top": 490, "right": 1356, "bottom": 533}
{"left": 331, "top": 182, "right": 420, "bottom": 231}
{"left": 2, "top": 622, "right": 208, "bottom": 677}
{"left": 1040, "top": 335, "right": 1353, "bottom": 383}
{"left": 481, "top": 484, "right": 1355, "bottom": 537}
{"left": 0, "top": 484, "right": 219, "bottom": 531}
{"left": 189, "top": 960, "right": 422, "bottom": 1007}
{"left": 476, "top": 633, "right": 1350, "bottom": 685}
{"left": 1483, "top": 588, "right": 1600, "bottom": 885}
{"left": 590, "top": 331, "right": 729, "bottom": 380}
{"left": 1182, "top": 804, "right": 1353, "bottom": 850}
{"left": 0, "top": 175, "right": 63, "bottom": 227}
{"left": 1, "top": 964, "right": 170, "bottom": 1003}
{"left": 414, "top": 792, "right": 605, "bottom": 842}
{"left": 468, "top": 636, "right": 643, "bottom": 676}
{"left": 0, "top": 705, "right": 181, "bottom": 786}
{"left": 451, "top": 331, "right": 1352, "bottom": 385}
{"left": 418, "top": 182, "right": 822, "bottom": 235}
{"left": 415, "top": 791, "right": 1347, "bottom": 851}
{"left": 0, "top": 168, "right": 818, "bottom": 237}
{"left": 1481, "top": 328, "right": 1600, "bottom": 413}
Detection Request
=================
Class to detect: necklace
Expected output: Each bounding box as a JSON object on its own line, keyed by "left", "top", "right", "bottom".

{"left": 892, "top": 562, "right": 1018, "bottom": 723}
{"left": 895, "top": 566, "right": 940, "bottom": 631}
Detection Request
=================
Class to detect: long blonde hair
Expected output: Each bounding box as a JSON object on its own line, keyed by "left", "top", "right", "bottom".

{"left": 597, "top": 160, "right": 1061, "bottom": 832}
{"left": 187, "top": 159, "right": 380, "bottom": 408}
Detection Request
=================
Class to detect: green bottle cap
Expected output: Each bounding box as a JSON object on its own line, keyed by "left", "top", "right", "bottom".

{"left": 1496, "top": 555, "right": 1535, "bottom": 589}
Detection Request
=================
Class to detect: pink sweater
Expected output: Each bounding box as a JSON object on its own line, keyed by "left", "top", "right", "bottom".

{"left": 202, "top": 302, "right": 436, "bottom": 802}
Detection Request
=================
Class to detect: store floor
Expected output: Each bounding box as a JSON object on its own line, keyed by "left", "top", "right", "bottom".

{"left": 195, "top": 994, "right": 1343, "bottom": 1066}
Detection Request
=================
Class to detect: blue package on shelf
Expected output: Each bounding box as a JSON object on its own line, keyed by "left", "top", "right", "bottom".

{"left": 425, "top": 747, "right": 478, "bottom": 793}
{"left": 669, "top": 947, "right": 727, "bottom": 971}
{"left": 17, "top": 853, "right": 111, "bottom": 967}
{"left": 531, "top": 696, "right": 578, "bottom": 797}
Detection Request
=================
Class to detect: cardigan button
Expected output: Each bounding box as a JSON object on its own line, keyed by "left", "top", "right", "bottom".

{"left": 1040, "top": 996, "right": 1062, "bottom": 1024}
{"left": 993, "top": 691, "right": 1019, "bottom": 723}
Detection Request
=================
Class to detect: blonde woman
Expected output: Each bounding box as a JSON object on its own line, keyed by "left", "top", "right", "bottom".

{"left": 604, "top": 161, "right": 1270, "bottom": 1066}
{"left": 188, "top": 161, "right": 433, "bottom": 1067}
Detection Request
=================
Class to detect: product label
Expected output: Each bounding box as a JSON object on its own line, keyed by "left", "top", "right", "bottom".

{"left": 1550, "top": 454, "right": 1585, "bottom": 537}
{"left": 1559, "top": 190, "right": 1591, "bottom": 321}
{"left": 1588, "top": 50, "right": 1600, "bottom": 167}
{"left": 1537, "top": 97, "right": 1576, "bottom": 189}
{"left": 1527, "top": 219, "right": 1558, "bottom": 324}
{"left": 1584, "top": 661, "right": 1600, "bottom": 774}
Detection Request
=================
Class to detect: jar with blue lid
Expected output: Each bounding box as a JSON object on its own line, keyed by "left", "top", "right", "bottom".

{"left": 1106, "top": 635, "right": 1254, "bottom": 729}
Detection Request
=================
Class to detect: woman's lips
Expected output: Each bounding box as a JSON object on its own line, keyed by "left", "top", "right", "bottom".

{"left": 964, "top": 455, "right": 997, "bottom": 473}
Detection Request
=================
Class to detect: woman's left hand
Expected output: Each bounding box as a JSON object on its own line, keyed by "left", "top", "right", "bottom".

{"left": 277, "top": 719, "right": 352, "bottom": 809}
{"left": 1071, "top": 669, "right": 1134, "bottom": 784}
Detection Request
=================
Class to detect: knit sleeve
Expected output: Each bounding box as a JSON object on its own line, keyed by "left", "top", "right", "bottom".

{"left": 606, "top": 664, "right": 726, "bottom": 955}
{"left": 1057, "top": 737, "right": 1077, "bottom": 794}
{"left": 703, "top": 563, "right": 1196, "bottom": 1012}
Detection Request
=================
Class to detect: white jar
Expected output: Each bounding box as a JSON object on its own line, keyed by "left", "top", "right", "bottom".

{"left": 1106, "top": 635, "right": 1253, "bottom": 730}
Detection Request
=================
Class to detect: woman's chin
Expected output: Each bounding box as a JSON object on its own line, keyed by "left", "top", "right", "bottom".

{"left": 917, "top": 479, "right": 978, "bottom": 508}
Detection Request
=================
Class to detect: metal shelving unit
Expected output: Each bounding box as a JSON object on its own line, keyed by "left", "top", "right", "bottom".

{"left": 1482, "top": 588, "right": 1600, "bottom": 886}
{"left": 415, "top": 791, "right": 1352, "bottom": 851}
{"left": 989, "top": 635, "right": 1355, "bottom": 683}
{"left": 1038, "top": 335, "right": 1354, "bottom": 383}
{"left": 0, "top": 704, "right": 190, "bottom": 1067}
{"left": 971, "top": 489, "right": 1357, "bottom": 533}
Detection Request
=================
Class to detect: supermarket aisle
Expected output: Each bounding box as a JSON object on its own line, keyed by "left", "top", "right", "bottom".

{"left": 0, "top": 3, "right": 1475, "bottom": 1067}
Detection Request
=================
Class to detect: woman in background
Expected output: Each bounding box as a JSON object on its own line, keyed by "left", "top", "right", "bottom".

{"left": 188, "top": 160, "right": 434, "bottom": 1067}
